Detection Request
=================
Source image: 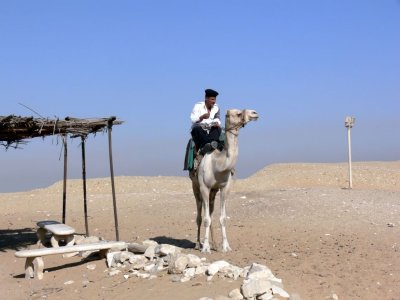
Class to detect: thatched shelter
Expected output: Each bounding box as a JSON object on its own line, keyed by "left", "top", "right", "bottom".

{"left": 0, "top": 115, "right": 123, "bottom": 241}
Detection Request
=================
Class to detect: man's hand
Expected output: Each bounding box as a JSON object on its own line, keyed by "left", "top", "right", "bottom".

{"left": 200, "top": 112, "right": 210, "bottom": 121}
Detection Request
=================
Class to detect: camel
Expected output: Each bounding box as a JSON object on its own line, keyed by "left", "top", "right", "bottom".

{"left": 189, "top": 109, "right": 259, "bottom": 253}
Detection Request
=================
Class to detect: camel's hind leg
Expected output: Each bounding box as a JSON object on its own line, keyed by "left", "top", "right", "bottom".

{"left": 199, "top": 184, "right": 212, "bottom": 253}
{"left": 220, "top": 184, "right": 232, "bottom": 252}
{"left": 191, "top": 177, "right": 203, "bottom": 250}
{"left": 209, "top": 188, "right": 218, "bottom": 251}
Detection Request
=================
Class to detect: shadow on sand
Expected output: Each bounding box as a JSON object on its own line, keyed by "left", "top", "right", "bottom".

{"left": 150, "top": 236, "right": 196, "bottom": 249}
{"left": 0, "top": 228, "right": 37, "bottom": 252}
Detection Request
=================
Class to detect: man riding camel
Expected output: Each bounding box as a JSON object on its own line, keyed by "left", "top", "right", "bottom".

{"left": 190, "top": 89, "right": 224, "bottom": 154}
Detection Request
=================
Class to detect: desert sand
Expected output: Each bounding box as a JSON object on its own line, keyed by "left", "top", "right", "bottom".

{"left": 0, "top": 161, "right": 399, "bottom": 300}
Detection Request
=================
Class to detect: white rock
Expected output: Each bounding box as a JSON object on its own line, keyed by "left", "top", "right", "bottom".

{"left": 241, "top": 278, "right": 272, "bottom": 299}
{"left": 246, "top": 263, "right": 282, "bottom": 284}
{"left": 64, "top": 280, "right": 74, "bottom": 285}
{"left": 187, "top": 254, "right": 202, "bottom": 267}
{"left": 168, "top": 254, "right": 190, "bottom": 274}
{"left": 86, "top": 264, "right": 96, "bottom": 270}
{"left": 199, "top": 298, "right": 213, "bottom": 300}
{"left": 195, "top": 265, "right": 209, "bottom": 275}
{"left": 144, "top": 245, "right": 156, "bottom": 259}
{"left": 108, "top": 269, "right": 121, "bottom": 276}
{"left": 257, "top": 290, "right": 273, "bottom": 300}
{"left": 136, "top": 272, "right": 151, "bottom": 279}
{"left": 106, "top": 252, "right": 120, "bottom": 268}
{"left": 271, "top": 286, "right": 290, "bottom": 298}
{"left": 207, "top": 260, "right": 231, "bottom": 276}
{"left": 144, "top": 263, "right": 156, "bottom": 272}
{"left": 142, "top": 240, "right": 159, "bottom": 247}
{"left": 183, "top": 267, "right": 196, "bottom": 278}
{"left": 228, "top": 288, "right": 244, "bottom": 300}
{"left": 129, "top": 255, "right": 148, "bottom": 270}
{"left": 159, "top": 244, "right": 181, "bottom": 256}
{"left": 119, "top": 251, "right": 135, "bottom": 262}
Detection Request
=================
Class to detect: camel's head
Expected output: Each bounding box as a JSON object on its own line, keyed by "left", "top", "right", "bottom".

{"left": 226, "top": 109, "right": 259, "bottom": 128}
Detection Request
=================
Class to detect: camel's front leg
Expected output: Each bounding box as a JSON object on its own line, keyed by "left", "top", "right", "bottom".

{"left": 199, "top": 185, "right": 212, "bottom": 253}
{"left": 220, "top": 186, "right": 232, "bottom": 252}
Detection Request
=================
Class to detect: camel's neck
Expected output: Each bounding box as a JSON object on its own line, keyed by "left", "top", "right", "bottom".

{"left": 219, "top": 121, "right": 240, "bottom": 171}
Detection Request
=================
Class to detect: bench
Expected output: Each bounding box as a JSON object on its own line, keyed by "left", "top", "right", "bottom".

{"left": 15, "top": 241, "right": 127, "bottom": 279}
{"left": 36, "top": 220, "right": 76, "bottom": 248}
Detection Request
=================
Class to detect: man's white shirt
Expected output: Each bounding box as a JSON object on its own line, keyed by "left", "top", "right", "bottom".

{"left": 190, "top": 101, "right": 221, "bottom": 129}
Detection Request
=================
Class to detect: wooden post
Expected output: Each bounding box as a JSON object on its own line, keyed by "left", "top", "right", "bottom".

{"left": 107, "top": 117, "right": 119, "bottom": 241}
{"left": 81, "top": 137, "right": 89, "bottom": 236}
{"left": 62, "top": 135, "right": 68, "bottom": 224}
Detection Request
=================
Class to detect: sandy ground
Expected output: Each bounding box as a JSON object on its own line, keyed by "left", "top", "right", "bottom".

{"left": 0, "top": 161, "right": 399, "bottom": 300}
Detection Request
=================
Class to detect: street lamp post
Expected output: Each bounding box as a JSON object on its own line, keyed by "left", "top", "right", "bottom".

{"left": 345, "top": 116, "right": 355, "bottom": 189}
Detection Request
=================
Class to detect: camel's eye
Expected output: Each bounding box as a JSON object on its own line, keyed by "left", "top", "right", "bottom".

{"left": 237, "top": 112, "right": 242, "bottom": 117}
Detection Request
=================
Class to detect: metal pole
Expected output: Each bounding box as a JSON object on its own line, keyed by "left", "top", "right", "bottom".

{"left": 347, "top": 126, "right": 353, "bottom": 189}
{"left": 62, "top": 135, "right": 68, "bottom": 223}
{"left": 81, "top": 137, "right": 89, "bottom": 236}
{"left": 107, "top": 117, "right": 119, "bottom": 241}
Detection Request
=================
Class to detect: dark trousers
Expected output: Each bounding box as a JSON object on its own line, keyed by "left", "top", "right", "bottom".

{"left": 191, "top": 125, "right": 221, "bottom": 149}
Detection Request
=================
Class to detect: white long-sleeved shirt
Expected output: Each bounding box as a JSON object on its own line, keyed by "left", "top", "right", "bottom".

{"left": 190, "top": 101, "right": 221, "bottom": 129}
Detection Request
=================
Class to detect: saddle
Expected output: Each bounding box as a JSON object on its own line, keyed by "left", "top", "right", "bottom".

{"left": 183, "top": 139, "right": 224, "bottom": 172}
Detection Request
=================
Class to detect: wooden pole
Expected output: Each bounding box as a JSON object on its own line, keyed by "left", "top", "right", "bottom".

{"left": 81, "top": 137, "right": 89, "bottom": 236}
{"left": 107, "top": 117, "right": 119, "bottom": 241}
{"left": 62, "top": 135, "right": 68, "bottom": 224}
{"left": 347, "top": 126, "right": 353, "bottom": 189}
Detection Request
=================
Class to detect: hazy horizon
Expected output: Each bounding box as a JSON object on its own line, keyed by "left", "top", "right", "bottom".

{"left": 1, "top": 1, "right": 399, "bottom": 192}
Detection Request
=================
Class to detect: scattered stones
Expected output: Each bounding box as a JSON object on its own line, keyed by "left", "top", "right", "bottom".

{"left": 99, "top": 239, "right": 291, "bottom": 299}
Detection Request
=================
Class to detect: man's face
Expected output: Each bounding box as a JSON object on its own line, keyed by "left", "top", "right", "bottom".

{"left": 205, "top": 96, "right": 217, "bottom": 109}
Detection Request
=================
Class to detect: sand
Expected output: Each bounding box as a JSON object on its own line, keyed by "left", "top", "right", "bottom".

{"left": 1, "top": 161, "right": 399, "bottom": 300}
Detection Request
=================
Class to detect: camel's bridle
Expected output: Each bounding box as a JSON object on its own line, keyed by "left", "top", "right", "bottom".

{"left": 224, "top": 113, "right": 246, "bottom": 136}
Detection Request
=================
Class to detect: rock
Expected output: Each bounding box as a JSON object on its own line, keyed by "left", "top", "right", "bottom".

{"left": 108, "top": 269, "right": 121, "bottom": 276}
{"left": 159, "top": 244, "right": 181, "bottom": 256}
{"left": 142, "top": 240, "right": 159, "bottom": 247}
{"left": 144, "top": 263, "right": 156, "bottom": 272}
{"left": 86, "top": 264, "right": 96, "bottom": 270}
{"left": 129, "top": 255, "right": 148, "bottom": 270}
{"left": 187, "top": 254, "right": 202, "bottom": 267}
{"left": 271, "top": 286, "right": 290, "bottom": 298}
{"left": 106, "top": 251, "right": 120, "bottom": 268}
{"left": 119, "top": 251, "right": 135, "bottom": 263}
{"left": 207, "top": 260, "right": 231, "bottom": 276}
{"left": 219, "top": 264, "right": 244, "bottom": 280}
{"left": 246, "top": 263, "right": 282, "bottom": 285}
{"left": 144, "top": 245, "right": 156, "bottom": 260}
{"left": 199, "top": 298, "right": 213, "bottom": 300}
{"left": 64, "top": 280, "right": 74, "bottom": 285}
{"left": 257, "top": 291, "right": 273, "bottom": 300}
{"left": 241, "top": 278, "right": 272, "bottom": 299}
{"left": 195, "top": 265, "right": 209, "bottom": 275}
{"left": 183, "top": 267, "right": 196, "bottom": 279}
{"left": 228, "top": 288, "right": 244, "bottom": 300}
{"left": 168, "top": 254, "right": 190, "bottom": 274}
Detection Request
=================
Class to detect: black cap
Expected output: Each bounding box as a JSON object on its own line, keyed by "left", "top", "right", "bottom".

{"left": 205, "top": 89, "right": 219, "bottom": 97}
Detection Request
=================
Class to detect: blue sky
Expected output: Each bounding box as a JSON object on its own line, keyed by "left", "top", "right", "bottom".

{"left": 1, "top": 0, "right": 399, "bottom": 192}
